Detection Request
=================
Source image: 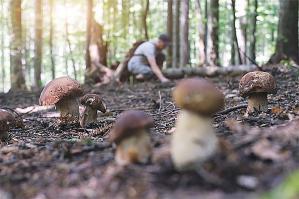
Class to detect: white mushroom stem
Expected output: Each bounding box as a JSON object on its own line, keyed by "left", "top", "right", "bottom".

{"left": 246, "top": 93, "right": 268, "bottom": 114}
{"left": 115, "top": 130, "right": 152, "bottom": 166}
{"left": 56, "top": 98, "right": 80, "bottom": 123}
{"left": 171, "top": 110, "right": 218, "bottom": 171}
{"left": 80, "top": 106, "right": 97, "bottom": 127}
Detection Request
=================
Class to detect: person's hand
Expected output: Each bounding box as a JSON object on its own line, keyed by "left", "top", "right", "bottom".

{"left": 160, "top": 77, "right": 170, "bottom": 83}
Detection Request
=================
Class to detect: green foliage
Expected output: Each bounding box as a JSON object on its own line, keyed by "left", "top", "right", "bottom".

{"left": 262, "top": 170, "right": 299, "bottom": 199}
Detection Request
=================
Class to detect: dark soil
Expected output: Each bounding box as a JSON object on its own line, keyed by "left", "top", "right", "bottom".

{"left": 1, "top": 67, "right": 299, "bottom": 199}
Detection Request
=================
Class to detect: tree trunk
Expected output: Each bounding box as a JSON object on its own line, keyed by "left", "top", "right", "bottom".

{"left": 180, "top": 0, "right": 190, "bottom": 67}
{"left": 85, "top": 0, "right": 93, "bottom": 71}
{"left": 195, "top": 0, "right": 206, "bottom": 66}
{"left": 163, "top": 64, "right": 258, "bottom": 79}
{"left": 231, "top": 0, "right": 242, "bottom": 64}
{"left": 143, "top": 0, "right": 149, "bottom": 40}
{"left": 206, "top": 0, "right": 219, "bottom": 66}
{"left": 121, "top": 0, "right": 129, "bottom": 40}
{"left": 49, "top": 0, "right": 55, "bottom": 79}
{"left": 10, "top": 0, "right": 26, "bottom": 91}
{"left": 268, "top": 0, "right": 299, "bottom": 64}
{"left": 64, "top": 0, "right": 77, "bottom": 79}
{"left": 167, "top": 0, "right": 173, "bottom": 67}
{"left": 249, "top": 0, "right": 257, "bottom": 63}
{"left": 235, "top": 0, "right": 247, "bottom": 64}
{"left": 1, "top": 0, "right": 5, "bottom": 91}
{"left": 172, "top": 0, "right": 180, "bottom": 68}
{"left": 33, "top": 0, "right": 43, "bottom": 88}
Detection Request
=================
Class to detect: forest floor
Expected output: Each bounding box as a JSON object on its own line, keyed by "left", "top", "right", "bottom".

{"left": 1, "top": 66, "right": 299, "bottom": 199}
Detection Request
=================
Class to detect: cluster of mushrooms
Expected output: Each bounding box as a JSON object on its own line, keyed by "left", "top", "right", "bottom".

{"left": 0, "top": 71, "right": 277, "bottom": 172}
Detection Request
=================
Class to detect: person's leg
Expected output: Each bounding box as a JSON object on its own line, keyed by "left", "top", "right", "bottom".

{"left": 128, "top": 64, "right": 153, "bottom": 80}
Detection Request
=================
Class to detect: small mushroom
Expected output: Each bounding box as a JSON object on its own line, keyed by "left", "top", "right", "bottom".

{"left": 0, "top": 109, "right": 17, "bottom": 140}
{"left": 239, "top": 71, "right": 276, "bottom": 114}
{"left": 109, "top": 110, "right": 154, "bottom": 166}
{"left": 171, "top": 78, "right": 225, "bottom": 171}
{"left": 80, "top": 94, "right": 107, "bottom": 127}
{"left": 39, "top": 76, "right": 83, "bottom": 123}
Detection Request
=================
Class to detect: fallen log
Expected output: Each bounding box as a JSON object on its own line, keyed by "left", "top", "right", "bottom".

{"left": 163, "top": 65, "right": 259, "bottom": 79}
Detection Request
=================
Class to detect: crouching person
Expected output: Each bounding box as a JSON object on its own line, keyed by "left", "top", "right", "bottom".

{"left": 128, "top": 34, "right": 170, "bottom": 83}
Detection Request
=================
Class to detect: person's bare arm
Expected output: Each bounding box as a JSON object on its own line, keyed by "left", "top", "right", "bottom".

{"left": 147, "top": 57, "right": 169, "bottom": 82}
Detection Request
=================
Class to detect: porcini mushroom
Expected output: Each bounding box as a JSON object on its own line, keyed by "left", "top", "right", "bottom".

{"left": 109, "top": 110, "right": 154, "bottom": 166}
{"left": 80, "top": 94, "right": 107, "bottom": 127}
{"left": 171, "top": 78, "right": 225, "bottom": 171}
{"left": 39, "top": 76, "right": 83, "bottom": 123}
{"left": 0, "top": 109, "right": 17, "bottom": 140}
{"left": 239, "top": 71, "right": 276, "bottom": 114}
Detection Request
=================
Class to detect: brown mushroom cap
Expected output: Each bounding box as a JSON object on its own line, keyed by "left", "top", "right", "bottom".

{"left": 39, "top": 76, "right": 83, "bottom": 106}
{"left": 109, "top": 110, "right": 154, "bottom": 144}
{"left": 0, "top": 109, "right": 16, "bottom": 132}
{"left": 172, "top": 78, "right": 225, "bottom": 115}
{"left": 239, "top": 71, "right": 277, "bottom": 97}
{"left": 80, "top": 94, "right": 106, "bottom": 113}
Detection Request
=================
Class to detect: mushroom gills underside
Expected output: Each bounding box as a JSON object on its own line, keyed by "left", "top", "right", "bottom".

{"left": 171, "top": 110, "right": 218, "bottom": 171}
{"left": 115, "top": 130, "right": 152, "bottom": 165}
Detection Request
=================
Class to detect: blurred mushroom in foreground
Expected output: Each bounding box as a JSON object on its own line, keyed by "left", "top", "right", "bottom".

{"left": 109, "top": 110, "right": 153, "bottom": 166}
{"left": 171, "top": 78, "right": 225, "bottom": 171}
{"left": 0, "top": 109, "right": 18, "bottom": 141}
{"left": 239, "top": 71, "right": 276, "bottom": 115}
{"left": 80, "top": 94, "right": 107, "bottom": 127}
{"left": 39, "top": 76, "right": 83, "bottom": 124}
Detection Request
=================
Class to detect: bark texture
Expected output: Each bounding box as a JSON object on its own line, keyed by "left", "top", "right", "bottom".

{"left": 10, "top": 0, "right": 26, "bottom": 90}
{"left": 268, "top": 0, "right": 299, "bottom": 64}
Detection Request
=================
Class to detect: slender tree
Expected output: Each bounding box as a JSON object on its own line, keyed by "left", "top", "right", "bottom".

{"left": 180, "top": 0, "right": 190, "bottom": 66}
{"left": 235, "top": 0, "right": 247, "bottom": 64}
{"left": 195, "top": 0, "right": 206, "bottom": 66}
{"left": 85, "top": 0, "right": 93, "bottom": 71}
{"left": 231, "top": 0, "right": 242, "bottom": 64}
{"left": 33, "top": 0, "right": 43, "bottom": 88}
{"left": 250, "top": 0, "right": 258, "bottom": 63}
{"left": 49, "top": 0, "right": 55, "bottom": 79}
{"left": 1, "top": 0, "right": 5, "bottom": 91}
{"left": 121, "top": 0, "right": 129, "bottom": 40}
{"left": 64, "top": 0, "right": 77, "bottom": 79}
{"left": 172, "top": 0, "right": 180, "bottom": 68}
{"left": 10, "top": 0, "right": 26, "bottom": 90}
{"left": 206, "top": 0, "right": 219, "bottom": 66}
{"left": 167, "top": 0, "right": 173, "bottom": 67}
{"left": 143, "top": 0, "right": 150, "bottom": 40}
{"left": 268, "top": 0, "right": 299, "bottom": 64}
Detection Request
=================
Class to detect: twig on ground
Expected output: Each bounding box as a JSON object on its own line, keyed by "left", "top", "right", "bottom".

{"left": 214, "top": 104, "right": 248, "bottom": 116}
{"left": 158, "top": 91, "right": 162, "bottom": 112}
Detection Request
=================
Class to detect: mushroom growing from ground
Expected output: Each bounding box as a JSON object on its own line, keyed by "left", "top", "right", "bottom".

{"left": 80, "top": 94, "right": 107, "bottom": 127}
{"left": 0, "top": 109, "right": 17, "bottom": 140}
{"left": 239, "top": 71, "right": 276, "bottom": 115}
{"left": 39, "top": 76, "right": 83, "bottom": 123}
{"left": 109, "top": 110, "right": 154, "bottom": 166}
{"left": 171, "top": 78, "right": 225, "bottom": 171}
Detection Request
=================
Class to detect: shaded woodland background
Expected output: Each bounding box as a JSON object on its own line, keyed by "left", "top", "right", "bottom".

{"left": 1, "top": 0, "right": 298, "bottom": 91}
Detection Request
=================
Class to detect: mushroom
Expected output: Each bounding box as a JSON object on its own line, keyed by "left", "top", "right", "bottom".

{"left": 39, "top": 76, "right": 83, "bottom": 123}
{"left": 0, "top": 109, "right": 17, "bottom": 140}
{"left": 171, "top": 78, "right": 225, "bottom": 171}
{"left": 109, "top": 110, "right": 154, "bottom": 166}
{"left": 80, "top": 94, "right": 107, "bottom": 127}
{"left": 239, "top": 71, "right": 276, "bottom": 114}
